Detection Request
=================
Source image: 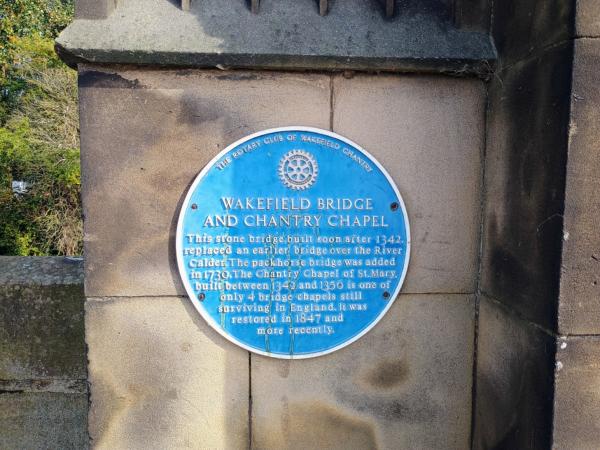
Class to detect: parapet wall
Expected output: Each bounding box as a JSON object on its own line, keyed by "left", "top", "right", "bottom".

{"left": 0, "top": 257, "right": 88, "bottom": 449}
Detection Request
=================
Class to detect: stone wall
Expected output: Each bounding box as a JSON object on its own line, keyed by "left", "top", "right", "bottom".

{"left": 553, "top": 5, "right": 600, "bottom": 448}
{"left": 472, "top": 0, "right": 575, "bottom": 448}
{"left": 0, "top": 257, "right": 88, "bottom": 449}
{"left": 473, "top": 1, "right": 600, "bottom": 450}
{"left": 77, "top": 66, "right": 485, "bottom": 449}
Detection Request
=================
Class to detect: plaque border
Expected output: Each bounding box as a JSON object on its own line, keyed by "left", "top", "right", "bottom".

{"left": 176, "top": 126, "right": 411, "bottom": 359}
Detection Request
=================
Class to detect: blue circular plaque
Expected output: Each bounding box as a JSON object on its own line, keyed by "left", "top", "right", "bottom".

{"left": 176, "top": 127, "right": 410, "bottom": 358}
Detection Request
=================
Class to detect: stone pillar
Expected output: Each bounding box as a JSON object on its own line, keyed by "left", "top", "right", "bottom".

{"left": 53, "top": 0, "right": 600, "bottom": 447}
{"left": 472, "top": 0, "right": 574, "bottom": 447}
{"left": 75, "top": 0, "right": 117, "bottom": 19}
{"left": 553, "top": 6, "right": 600, "bottom": 448}
{"left": 472, "top": 1, "right": 600, "bottom": 450}
{"left": 76, "top": 65, "right": 485, "bottom": 449}
{"left": 58, "top": 1, "right": 495, "bottom": 448}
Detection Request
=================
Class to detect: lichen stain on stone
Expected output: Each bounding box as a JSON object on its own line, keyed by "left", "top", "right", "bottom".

{"left": 362, "top": 359, "right": 410, "bottom": 389}
{"left": 256, "top": 401, "right": 378, "bottom": 450}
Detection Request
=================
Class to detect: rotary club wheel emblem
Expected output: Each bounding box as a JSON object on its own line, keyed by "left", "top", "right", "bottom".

{"left": 278, "top": 150, "right": 318, "bottom": 190}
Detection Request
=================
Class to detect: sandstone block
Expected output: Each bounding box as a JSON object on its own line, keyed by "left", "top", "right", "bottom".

{"left": 251, "top": 294, "right": 474, "bottom": 450}
{"left": 78, "top": 67, "right": 330, "bottom": 298}
{"left": 491, "top": 0, "right": 572, "bottom": 64}
{"left": 0, "top": 257, "right": 85, "bottom": 380}
{"left": 559, "top": 39, "right": 600, "bottom": 334}
{"left": 333, "top": 74, "right": 485, "bottom": 294}
{"left": 480, "top": 44, "right": 573, "bottom": 330}
{"left": 473, "top": 296, "right": 555, "bottom": 450}
{"left": 86, "top": 296, "right": 249, "bottom": 449}
{"left": 0, "top": 392, "right": 88, "bottom": 450}
{"left": 553, "top": 336, "right": 600, "bottom": 449}
{"left": 576, "top": 0, "right": 600, "bottom": 37}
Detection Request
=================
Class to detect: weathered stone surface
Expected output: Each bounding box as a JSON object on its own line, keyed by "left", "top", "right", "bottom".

{"left": 0, "top": 392, "right": 88, "bottom": 450}
{"left": 491, "top": 0, "right": 573, "bottom": 65}
{"left": 473, "top": 295, "right": 555, "bottom": 450}
{"left": 75, "top": 0, "right": 117, "bottom": 19}
{"left": 0, "top": 378, "right": 86, "bottom": 393}
{"left": 0, "top": 256, "right": 83, "bottom": 286}
{"left": 454, "top": 0, "right": 492, "bottom": 32}
{"left": 576, "top": 0, "right": 600, "bottom": 37}
{"left": 0, "top": 257, "right": 85, "bottom": 380}
{"left": 333, "top": 75, "right": 485, "bottom": 294}
{"left": 81, "top": 69, "right": 486, "bottom": 298}
{"left": 57, "top": 0, "right": 495, "bottom": 75}
{"left": 251, "top": 294, "right": 474, "bottom": 450}
{"left": 553, "top": 336, "right": 600, "bottom": 449}
{"left": 79, "top": 67, "right": 330, "bottom": 298}
{"left": 559, "top": 39, "right": 600, "bottom": 334}
{"left": 86, "top": 296, "right": 248, "bottom": 449}
{"left": 480, "top": 43, "right": 573, "bottom": 331}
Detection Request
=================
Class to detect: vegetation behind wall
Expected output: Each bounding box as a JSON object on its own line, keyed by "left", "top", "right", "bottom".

{"left": 0, "top": 0, "right": 81, "bottom": 255}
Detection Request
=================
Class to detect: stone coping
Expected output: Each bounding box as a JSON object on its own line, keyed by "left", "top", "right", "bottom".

{"left": 0, "top": 257, "right": 83, "bottom": 286}
{"left": 56, "top": 0, "right": 496, "bottom": 76}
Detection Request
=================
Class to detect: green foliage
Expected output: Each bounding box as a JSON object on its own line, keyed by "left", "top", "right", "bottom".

{"left": 0, "top": 0, "right": 73, "bottom": 39}
{"left": 0, "top": 115, "right": 81, "bottom": 256}
{"left": 0, "top": 1, "right": 80, "bottom": 256}
{"left": 1, "top": 0, "right": 73, "bottom": 122}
